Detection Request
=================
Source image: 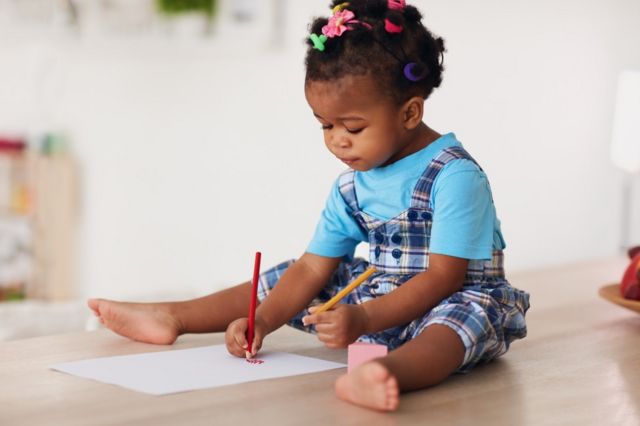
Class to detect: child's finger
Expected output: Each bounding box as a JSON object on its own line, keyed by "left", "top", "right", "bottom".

{"left": 224, "top": 333, "right": 242, "bottom": 357}
{"left": 250, "top": 338, "right": 261, "bottom": 357}
{"left": 246, "top": 335, "right": 257, "bottom": 358}
{"left": 302, "top": 311, "right": 330, "bottom": 326}
{"left": 302, "top": 314, "right": 317, "bottom": 326}
{"left": 314, "top": 322, "right": 333, "bottom": 334}
{"left": 316, "top": 331, "right": 337, "bottom": 346}
{"left": 233, "top": 329, "right": 248, "bottom": 351}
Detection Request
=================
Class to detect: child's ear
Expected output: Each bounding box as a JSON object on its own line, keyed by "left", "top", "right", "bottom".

{"left": 401, "top": 96, "right": 425, "bottom": 130}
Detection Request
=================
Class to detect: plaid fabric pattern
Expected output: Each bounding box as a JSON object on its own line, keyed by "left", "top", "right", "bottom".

{"left": 258, "top": 146, "right": 529, "bottom": 372}
{"left": 258, "top": 258, "right": 529, "bottom": 372}
{"left": 338, "top": 170, "right": 432, "bottom": 275}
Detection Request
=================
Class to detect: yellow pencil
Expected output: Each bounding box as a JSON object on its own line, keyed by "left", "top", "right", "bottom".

{"left": 315, "top": 267, "right": 377, "bottom": 313}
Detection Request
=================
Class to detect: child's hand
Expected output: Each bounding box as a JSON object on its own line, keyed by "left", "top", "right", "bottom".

{"left": 225, "top": 317, "right": 267, "bottom": 358}
{"left": 301, "top": 304, "right": 369, "bottom": 348}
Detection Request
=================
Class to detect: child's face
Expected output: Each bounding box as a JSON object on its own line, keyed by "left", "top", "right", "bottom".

{"left": 305, "top": 75, "right": 409, "bottom": 171}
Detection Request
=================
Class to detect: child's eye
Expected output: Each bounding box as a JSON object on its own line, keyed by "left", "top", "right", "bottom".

{"left": 320, "top": 124, "right": 363, "bottom": 134}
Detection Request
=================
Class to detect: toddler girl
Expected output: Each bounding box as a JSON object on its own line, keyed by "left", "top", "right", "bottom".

{"left": 89, "top": 0, "right": 530, "bottom": 412}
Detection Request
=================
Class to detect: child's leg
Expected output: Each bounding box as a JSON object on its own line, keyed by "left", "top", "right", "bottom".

{"left": 334, "top": 324, "right": 465, "bottom": 412}
{"left": 88, "top": 281, "right": 253, "bottom": 345}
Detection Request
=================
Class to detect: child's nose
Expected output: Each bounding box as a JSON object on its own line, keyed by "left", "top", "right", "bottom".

{"left": 331, "top": 133, "right": 351, "bottom": 150}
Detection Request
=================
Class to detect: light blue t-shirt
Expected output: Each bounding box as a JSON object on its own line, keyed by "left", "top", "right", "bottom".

{"left": 306, "top": 133, "right": 506, "bottom": 261}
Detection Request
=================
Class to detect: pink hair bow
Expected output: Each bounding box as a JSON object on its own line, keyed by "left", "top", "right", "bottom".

{"left": 322, "top": 9, "right": 359, "bottom": 38}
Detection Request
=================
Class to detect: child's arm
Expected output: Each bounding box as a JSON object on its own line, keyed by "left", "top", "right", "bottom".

{"left": 361, "top": 253, "right": 468, "bottom": 332}
{"left": 302, "top": 253, "right": 468, "bottom": 348}
{"left": 225, "top": 252, "right": 341, "bottom": 357}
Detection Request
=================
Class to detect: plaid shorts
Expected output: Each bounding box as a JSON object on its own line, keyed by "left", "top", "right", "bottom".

{"left": 258, "top": 258, "right": 530, "bottom": 373}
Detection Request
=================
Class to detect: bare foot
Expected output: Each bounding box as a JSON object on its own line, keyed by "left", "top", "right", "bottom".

{"left": 87, "top": 298, "right": 182, "bottom": 345}
{"left": 335, "top": 361, "right": 400, "bottom": 412}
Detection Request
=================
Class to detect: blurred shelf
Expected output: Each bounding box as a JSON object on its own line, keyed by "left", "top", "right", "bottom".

{"left": 0, "top": 141, "right": 77, "bottom": 302}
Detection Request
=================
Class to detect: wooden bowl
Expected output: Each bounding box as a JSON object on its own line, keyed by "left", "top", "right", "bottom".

{"left": 599, "top": 283, "right": 640, "bottom": 313}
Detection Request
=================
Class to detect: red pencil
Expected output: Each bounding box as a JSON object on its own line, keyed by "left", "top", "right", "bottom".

{"left": 246, "top": 251, "right": 261, "bottom": 358}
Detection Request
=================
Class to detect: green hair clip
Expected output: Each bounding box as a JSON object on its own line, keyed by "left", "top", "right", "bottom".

{"left": 310, "top": 33, "right": 328, "bottom": 51}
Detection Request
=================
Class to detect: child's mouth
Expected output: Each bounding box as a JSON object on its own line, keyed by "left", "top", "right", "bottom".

{"left": 340, "top": 157, "right": 358, "bottom": 165}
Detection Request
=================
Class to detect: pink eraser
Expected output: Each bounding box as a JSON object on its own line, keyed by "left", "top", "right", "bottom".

{"left": 348, "top": 342, "right": 388, "bottom": 373}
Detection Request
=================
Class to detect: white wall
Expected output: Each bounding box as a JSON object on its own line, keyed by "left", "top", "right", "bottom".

{"left": 1, "top": 0, "right": 639, "bottom": 300}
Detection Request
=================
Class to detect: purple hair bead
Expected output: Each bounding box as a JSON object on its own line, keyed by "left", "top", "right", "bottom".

{"left": 403, "top": 62, "right": 427, "bottom": 82}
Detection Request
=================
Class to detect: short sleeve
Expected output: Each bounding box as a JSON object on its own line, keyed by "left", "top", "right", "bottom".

{"left": 429, "top": 160, "right": 497, "bottom": 260}
{"left": 306, "top": 179, "right": 368, "bottom": 259}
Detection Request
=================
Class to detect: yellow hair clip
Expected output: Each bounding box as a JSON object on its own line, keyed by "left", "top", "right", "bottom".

{"left": 332, "top": 2, "right": 350, "bottom": 14}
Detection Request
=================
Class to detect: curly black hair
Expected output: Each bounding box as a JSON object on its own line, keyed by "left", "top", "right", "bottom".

{"left": 305, "top": 0, "right": 446, "bottom": 104}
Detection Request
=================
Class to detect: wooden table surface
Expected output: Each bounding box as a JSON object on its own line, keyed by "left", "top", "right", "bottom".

{"left": 2, "top": 257, "right": 640, "bottom": 426}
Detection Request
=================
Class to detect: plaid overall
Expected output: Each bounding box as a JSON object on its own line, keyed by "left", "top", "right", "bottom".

{"left": 258, "top": 147, "right": 530, "bottom": 372}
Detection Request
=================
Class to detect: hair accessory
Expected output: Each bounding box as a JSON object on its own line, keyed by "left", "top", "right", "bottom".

{"left": 322, "top": 9, "right": 359, "bottom": 38}
{"left": 388, "top": 0, "right": 406, "bottom": 11}
{"left": 310, "top": 33, "right": 328, "bottom": 51}
{"left": 384, "top": 19, "right": 403, "bottom": 33}
{"left": 332, "top": 2, "right": 350, "bottom": 14}
{"left": 310, "top": 5, "right": 371, "bottom": 53}
{"left": 403, "top": 62, "right": 427, "bottom": 82}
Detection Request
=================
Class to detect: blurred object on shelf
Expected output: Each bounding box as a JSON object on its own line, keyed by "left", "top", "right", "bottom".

{"left": 0, "top": 137, "right": 27, "bottom": 153}
{"left": 1, "top": 0, "right": 287, "bottom": 46}
{"left": 0, "top": 137, "right": 31, "bottom": 301}
{"left": 0, "top": 216, "right": 32, "bottom": 301}
{"left": 30, "top": 132, "right": 77, "bottom": 301}
{"left": 0, "top": 132, "right": 77, "bottom": 302}
{"left": 40, "top": 132, "right": 67, "bottom": 156}
{"left": 0, "top": 137, "right": 30, "bottom": 216}
{"left": 156, "top": 0, "right": 215, "bottom": 17}
{"left": 155, "top": 0, "right": 217, "bottom": 36}
{"left": 232, "top": 0, "right": 256, "bottom": 22}
{"left": 85, "top": 0, "right": 156, "bottom": 35}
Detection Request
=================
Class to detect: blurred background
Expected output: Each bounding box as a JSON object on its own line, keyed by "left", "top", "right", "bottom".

{"left": 0, "top": 0, "right": 639, "bottom": 340}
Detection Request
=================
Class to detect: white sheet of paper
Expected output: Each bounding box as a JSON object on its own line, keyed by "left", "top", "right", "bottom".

{"left": 50, "top": 345, "right": 345, "bottom": 395}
